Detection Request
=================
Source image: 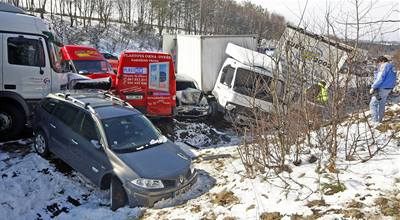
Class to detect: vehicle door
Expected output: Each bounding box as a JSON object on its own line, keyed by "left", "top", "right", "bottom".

{"left": 49, "top": 102, "right": 80, "bottom": 164}
{"left": 117, "top": 55, "right": 148, "bottom": 113}
{"left": 36, "top": 98, "right": 59, "bottom": 145}
{"left": 3, "top": 34, "right": 51, "bottom": 99}
{"left": 231, "top": 68, "right": 275, "bottom": 112}
{"left": 69, "top": 111, "right": 111, "bottom": 185}
{"left": 213, "top": 64, "right": 235, "bottom": 107}
{"left": 147, "top": 61, "right": 174, "bottom": 116}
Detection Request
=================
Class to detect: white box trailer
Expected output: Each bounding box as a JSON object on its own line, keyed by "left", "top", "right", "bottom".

{"left": 277, "top": 24, "right": 367, "bottom": 86}
{"left": 171, "top": 35, "right": 257, "bottom": 93}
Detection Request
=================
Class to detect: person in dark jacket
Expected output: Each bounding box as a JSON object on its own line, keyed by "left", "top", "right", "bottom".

{"left": 369, "top": 56, "right": 397, "bottom": 124}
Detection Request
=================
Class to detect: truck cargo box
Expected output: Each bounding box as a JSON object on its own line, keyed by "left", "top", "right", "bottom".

{"left": 277, "top": 24, "right": 367, "bottom": 85}
{"left": 166, "top": 35, "right": 257, "bottom": 92}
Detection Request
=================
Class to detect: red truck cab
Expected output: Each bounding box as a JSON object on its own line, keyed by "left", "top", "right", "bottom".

{"left": 115, "top": 52, "right": 176, "bottom": 117}
{"left": 60, "top": 45, "right": 116, "bottom": 86}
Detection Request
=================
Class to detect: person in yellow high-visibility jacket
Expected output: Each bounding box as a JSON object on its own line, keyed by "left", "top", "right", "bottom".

{"left": 316, "top": 81, "right": 328, "bottom": 104}
{"left": 306, "top": 81, "right": 328, "bottom": 105}
{"left": 305, "top": 81, "right": 329, "bottom": 127}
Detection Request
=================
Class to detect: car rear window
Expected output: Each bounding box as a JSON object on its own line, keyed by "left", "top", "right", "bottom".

{"left": 53, "top": 102, "right": 80, "bottom": 127}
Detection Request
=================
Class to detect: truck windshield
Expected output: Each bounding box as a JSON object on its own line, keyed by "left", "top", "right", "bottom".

{"left": 101, "top": 114, "right": 164, "bottom": 153}
{"left": 73, "top": 60, "right": 113, "bottom": 74}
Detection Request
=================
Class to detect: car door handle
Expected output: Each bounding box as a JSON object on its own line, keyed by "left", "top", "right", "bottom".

{"left": 49, "top": 123, "right": 56, "bottom": 129}
{"left": 71, "top": 139, "right": 78, "bottom": 145}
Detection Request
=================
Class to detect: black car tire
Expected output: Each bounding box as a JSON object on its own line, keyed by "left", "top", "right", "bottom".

{"left": 0, "top": 103, "right": 25, "bottom": 142}
{"left": 34, "top": 130, "right": 50, "bottom": 158}
{"left": 110, "top": 177, "right": 127, "bottom": 211}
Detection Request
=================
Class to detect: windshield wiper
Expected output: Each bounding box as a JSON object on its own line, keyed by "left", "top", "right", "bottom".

{"left": 113, "top": 136, "right": 168, "bottom": 153}
{"left": 135, "top": 136, "right": 168, "bottom": 151}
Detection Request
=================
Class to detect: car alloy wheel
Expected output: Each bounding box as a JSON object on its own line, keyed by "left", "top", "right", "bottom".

{"left": 35, "top": 133, "right": 46, "bottom": 154}
{"left": 34, "top": 131, "right": 50, "bottom": 158}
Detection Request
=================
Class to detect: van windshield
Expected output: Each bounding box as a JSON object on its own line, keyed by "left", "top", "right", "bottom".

{"left": 101, "top": 114, "right": 165, "bottom": 153}
{"left": 73, "top": 60, "right": 113, "bottom": 74}
{"left": 233, "top": 67, "right": 283, "bottom": 102}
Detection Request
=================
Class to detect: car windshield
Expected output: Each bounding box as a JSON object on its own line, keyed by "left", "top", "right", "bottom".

{"left": 73, "top": 60, "right": 113, "bottom": 74}
{"left": 176, "top": 80, "right": 197, "bottom": 91}
{"left": 101, "top": 114, "right": 165, "bottom": 152}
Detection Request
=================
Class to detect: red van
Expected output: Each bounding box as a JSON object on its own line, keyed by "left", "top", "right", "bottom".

{"left": 60, "top": 45, "right": 116, "bottom": 86}
{"left": 115, "top": 52, "right": 176, "bottom": 117}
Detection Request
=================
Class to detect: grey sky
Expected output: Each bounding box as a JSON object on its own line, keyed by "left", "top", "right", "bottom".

{"left": 241, "top": 0, "right": 399, "bottom": 42}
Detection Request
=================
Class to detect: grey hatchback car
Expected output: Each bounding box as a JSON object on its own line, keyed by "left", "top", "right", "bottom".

{"left": 33, "top": 92, "right": 197, "bottom": 210}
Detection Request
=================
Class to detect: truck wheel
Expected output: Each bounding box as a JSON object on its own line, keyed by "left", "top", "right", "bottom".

{"left": 0, "top": 104, "right": 25, "bottom": 141}
{"left": 34, "top": 130, "right": 50, "bottom": 158}
{"left": 110, "top": 177, "right": 127, "bottom": 211}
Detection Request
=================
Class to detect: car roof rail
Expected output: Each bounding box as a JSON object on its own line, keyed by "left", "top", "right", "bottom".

{"left": 100, "top": 91, "right": 134, "bottom": 108}
{"left": 55, "top": 93, "right": 96, "bottom": 114}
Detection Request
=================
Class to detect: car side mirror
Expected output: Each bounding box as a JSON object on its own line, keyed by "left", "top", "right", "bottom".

{"left": 91, "top": 140, "right": 103, "bottom": 149}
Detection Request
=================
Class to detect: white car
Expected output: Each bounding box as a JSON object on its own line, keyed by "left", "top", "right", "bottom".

{"left": 175, "top": 75, "right": 210, "bottom": 118}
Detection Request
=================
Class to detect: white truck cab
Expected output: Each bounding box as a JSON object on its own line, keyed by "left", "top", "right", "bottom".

{"left": 213, "top": 44, "right": 284, "bottom": 123}
{"left": 0, "top": 3, "right": 69, "bottom": 140}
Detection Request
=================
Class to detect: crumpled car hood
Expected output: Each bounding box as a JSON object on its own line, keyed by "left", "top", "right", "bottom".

{"left": 176, "top": 88, "right": 208, "bottom": 106}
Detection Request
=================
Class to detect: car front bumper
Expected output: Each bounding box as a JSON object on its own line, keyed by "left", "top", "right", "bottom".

{"left": 125, "top": 171, "right": 198, "bottom": 207}
{"left": 176, "top": 105, "right": 209, "bottom": 118}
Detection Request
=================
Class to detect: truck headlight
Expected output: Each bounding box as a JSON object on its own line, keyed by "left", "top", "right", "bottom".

{"left": 131, "top": 178, "right": 164, "bottom": 189}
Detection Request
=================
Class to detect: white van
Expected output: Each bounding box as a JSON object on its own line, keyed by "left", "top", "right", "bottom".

{"left": 0, "top": 3, "right": 70, "bottom": 140}
{"left": 213, "top": 57, "right": 284, "bottom": 124}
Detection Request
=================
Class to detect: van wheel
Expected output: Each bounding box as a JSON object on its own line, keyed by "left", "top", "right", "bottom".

{"left": 34, "top": 130, "right": 50, "bottom": 158}
{"left": 0, "top": 104, "right": 25, "bottom": 141}
{"left": 110, "top": 177, "right": 127, "bottom": 211}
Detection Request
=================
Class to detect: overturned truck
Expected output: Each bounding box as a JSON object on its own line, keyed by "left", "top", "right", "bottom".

{"left": 276, "top": 24, "right": 370, "bottom": 109}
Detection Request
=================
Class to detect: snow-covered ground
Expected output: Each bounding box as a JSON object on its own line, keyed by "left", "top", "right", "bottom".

{"left": 1, "top": 102, "right": 400, "bottom": 220}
